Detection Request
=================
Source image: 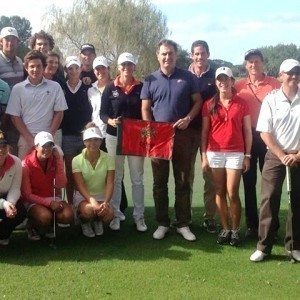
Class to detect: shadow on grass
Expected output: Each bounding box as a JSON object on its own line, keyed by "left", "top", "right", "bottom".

{"left": 0, "top": 207, "right": 291, "bottom": 266}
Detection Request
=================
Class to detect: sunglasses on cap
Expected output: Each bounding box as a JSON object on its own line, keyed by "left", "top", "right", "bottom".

{"left": 286, "top": 69, "right": 300, "bottom": 76}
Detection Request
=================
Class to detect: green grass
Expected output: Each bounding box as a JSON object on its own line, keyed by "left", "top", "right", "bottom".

{"left": 0, "top": 158, "right": 299, "bottom": 299}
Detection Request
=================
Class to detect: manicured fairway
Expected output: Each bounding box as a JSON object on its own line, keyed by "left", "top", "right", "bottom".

{"left": 0, "top": 158, "right": 299, "bottom": 299}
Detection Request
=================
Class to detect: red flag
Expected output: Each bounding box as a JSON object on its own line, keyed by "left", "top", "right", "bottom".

{"left": 117, "top": 118, "right": 175, "bottom": 160}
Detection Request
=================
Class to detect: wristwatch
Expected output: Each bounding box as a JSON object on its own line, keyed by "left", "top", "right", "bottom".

{"left": 244, "top": 154, "right": 251, "bottom": 158}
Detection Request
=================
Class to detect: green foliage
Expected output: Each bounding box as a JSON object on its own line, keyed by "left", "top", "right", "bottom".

{"left": 177, "top": 47, "right": 191, "bottom": 70}
{"left": 0, "top": 15, "right": 32, "bottom": 44}
{"left": 260, "top": 43, "right": 300, "bottom": 76}
{"left": 46, "top": 0, "right": 169, "bottom": 78}
{"left": 0, "top": 15, "right": 31, "bottom": 59}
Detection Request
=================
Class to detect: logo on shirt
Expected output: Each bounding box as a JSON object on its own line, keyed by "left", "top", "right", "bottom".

{"left": 46, "top": 91, "right": 50, "bottom": 95}
{"left": 177, "top": 79, "right": 183, "bottom": 83}
{"left": 112, "top": 90, "right": 119, "bottom": 98}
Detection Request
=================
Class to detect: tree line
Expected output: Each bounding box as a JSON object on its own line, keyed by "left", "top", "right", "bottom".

{"left": 1, "top": 0, "right": 300, "bottom": 78}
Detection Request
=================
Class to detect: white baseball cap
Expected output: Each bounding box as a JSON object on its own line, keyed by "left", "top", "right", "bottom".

{"left": 215, "top": 66, "right": 234, "bottom": 79}
{"left": 83, "top": 127, "right": 103, "bottom": 141}
{"left": 34, "top": 131, "right": 54, "bottom": 147}
{"left": 117, "top": 52, "right": 137, "bottom": 65}
{"left": 65, "top": 56, "right": 81, "bottom": 68}
{"left": 93, "top": 56, "right": 109, "bottom": 69}
{"left": 0, "top": 27, "right": 19, "bottom": 39}
{"left": 279, "top": 59, "right": 300, "bottom": 73}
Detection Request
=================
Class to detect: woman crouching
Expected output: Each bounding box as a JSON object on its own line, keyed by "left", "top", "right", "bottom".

{"left": 72, "top": 123, "right": 114, "bottom": 238}
{"left": 22, "top": 131, "right": 74, "bottom": 240}
{"left": 0, "top": 130, "right": 26, "bottom": 246}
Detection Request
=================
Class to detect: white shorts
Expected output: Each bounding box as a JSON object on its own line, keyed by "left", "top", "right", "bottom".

{"left": 206, "top": 151, "right": 244, "bottom": 170}
{"left": 73, "top": 192, "right": 105, "bottom": 224}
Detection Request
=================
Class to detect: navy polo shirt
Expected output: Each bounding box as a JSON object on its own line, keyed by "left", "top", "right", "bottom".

{"left": 189, "top": 66, "right": 217, "bottom": 129}
{"left": 140, "top": 67, "right": 199, "bottom": 122}
{"left": 196, "top": 67, "right": 216, "bottom": 102}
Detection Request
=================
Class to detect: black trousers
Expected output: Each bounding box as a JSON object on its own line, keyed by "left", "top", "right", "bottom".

{"left": 0, "top": 200, "right": 26, "bottom": 239}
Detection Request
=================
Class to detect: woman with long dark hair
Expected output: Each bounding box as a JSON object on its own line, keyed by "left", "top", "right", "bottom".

{"left": 201, "top": 67, "right": 252, "bottom": 246}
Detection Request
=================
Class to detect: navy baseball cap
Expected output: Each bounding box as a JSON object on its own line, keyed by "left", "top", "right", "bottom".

{"left": 244, "top": 49, "right": 263, "bottom": 61}
{"left": 80, "top": 44, "right": 96, "bottom": 54}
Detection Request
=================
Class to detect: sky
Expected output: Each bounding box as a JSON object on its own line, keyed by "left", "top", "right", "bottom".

{"left": 2, "top": 0, "right": 300, "bottom": 64}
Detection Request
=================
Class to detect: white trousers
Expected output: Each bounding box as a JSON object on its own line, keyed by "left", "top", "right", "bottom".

{"left": 106, "top": 134, "right": 145, "bottom": 220}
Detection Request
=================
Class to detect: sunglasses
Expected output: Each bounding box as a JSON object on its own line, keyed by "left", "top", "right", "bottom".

{"left": 42, "top": 142, "right": 54, "bottom": 149}
{"left": 286, "top": 70, "right": 300, "bottom": 76}
{"left": 120, "top": 62, "right": 135, "bottom": 67}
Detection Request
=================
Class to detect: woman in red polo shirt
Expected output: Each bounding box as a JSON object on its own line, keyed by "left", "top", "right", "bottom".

{"left": 21, "top": 131, "right": 73, "bottom": 241}
{"left": 201, "top": 67, "right": 252, "bottom": 246}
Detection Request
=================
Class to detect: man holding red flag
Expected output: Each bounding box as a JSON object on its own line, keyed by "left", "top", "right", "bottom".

{"left": 141, "top": 39, "right": 202, "bottom": 241}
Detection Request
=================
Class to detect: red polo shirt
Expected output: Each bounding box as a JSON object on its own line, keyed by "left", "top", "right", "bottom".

{"left": 202, "top": 95, "right": 249, "bottom": 152}
{"left": 21, "top": 150, "right": 67, "bottom": 207}
{"left": 235, "top": 75, "right": 280, "bottom": 127}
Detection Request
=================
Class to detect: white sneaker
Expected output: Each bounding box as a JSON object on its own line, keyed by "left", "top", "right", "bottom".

{"left": 81, "top": 222, "right": 95, "bottom": 238}
{"left": 94, "top": 220, "right": 104, "bottom": 236}
{"left": 109, "top": 217, "right": 120, "bottom": 231}
{"left": 177, "top": 226, "right": 196, "bottom": 241}
{"left": 286, "top": 250, "right": 300, "bottom": 262}
{"left": 153, "top": 226, "right": 169, "bottom": 240}
{"left": 250, "top": 250, "right": 267, "bottom": 262}
{"left": 135, "top": 218, "right": 147, "bottom": 232}
{"left": 119, "top": 214, "right": 126, "bottom": 221}
{"left": 0, "top": 239, "right": 9, "bottom": 246}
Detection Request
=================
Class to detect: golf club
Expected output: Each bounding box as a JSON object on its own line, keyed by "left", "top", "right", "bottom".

{"left": 286, "top": 165, "right": 294, "bottom": 262}
{"left": 49, "top": 177, "right": 57, "bottom": 250}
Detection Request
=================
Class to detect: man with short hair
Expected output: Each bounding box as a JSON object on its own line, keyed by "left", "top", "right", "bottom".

{"left": 235, "top": 49, "right": 280, "bottom": 239}
{"left": 80, "top": 44, "right": 97, "bottom": 85}
{"left": 188, "top": 40, "right": 217, "bottom": 233}
{"left": 6, "top": 50, "right": 67, "bottom": 159}
{"left": 0, "top": 27, "right": 24, "bottom": 87}
{"left": 141, "top": 39, "right": 201, "bottom": 241}
{"left": 0, "top": 27, "right": 24, "bottom": 154}
{"left": 250, "top": 58, "right": 300, "bottom": 262}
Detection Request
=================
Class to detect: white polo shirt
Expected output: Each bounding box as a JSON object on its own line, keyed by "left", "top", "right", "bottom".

{"left": 6, "top": 77, "right": 68, "bottom": 134}
{"left": 256, "top": 87, "right": 300, "bottom": 151}
{"left": 88, "top": 82, "right": 107, "bottom": 137}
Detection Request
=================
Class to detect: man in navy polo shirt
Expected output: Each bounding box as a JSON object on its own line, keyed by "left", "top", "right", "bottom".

{"left": 141, "top": 39, "right": 202, "bottom": 241}
{"left": 188, "top": 40, "right": 217, "bottom": 234}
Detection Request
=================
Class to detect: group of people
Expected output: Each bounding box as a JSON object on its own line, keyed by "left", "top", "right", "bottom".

{"left": 0, "top": 26, "right": 299, "bottom": 263}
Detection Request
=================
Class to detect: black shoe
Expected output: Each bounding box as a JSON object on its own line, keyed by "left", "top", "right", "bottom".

{"left": 230, "top": 230, "right": 241, "bottom": 246}
{"left": 245, "top": 228, "right": 258, "bottom": 239}
{"left": 203, "top": 219, "right": 217, "bottom": 234}
{"left": 217, "top": 229, "right": 231, "bottom": 244}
